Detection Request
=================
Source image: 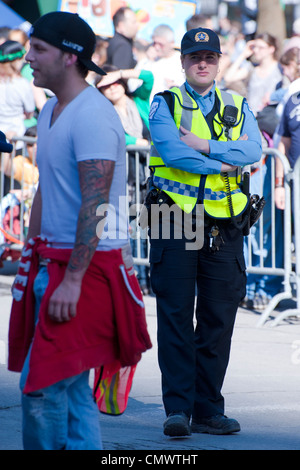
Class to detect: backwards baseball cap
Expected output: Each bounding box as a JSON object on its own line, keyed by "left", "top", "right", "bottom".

{"left": 0, "top": 40, "right": 26, "bottom": 63}
{"left": 30, "top": 11, "right": 106, "bottom": 75}
{"left": 0, "top": 131, "right": 13, "bottom": 153}
{"left": 181, "top": 28, "right": 222, "bottom": 55}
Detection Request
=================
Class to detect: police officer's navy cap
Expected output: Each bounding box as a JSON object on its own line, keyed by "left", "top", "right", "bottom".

{"left": 181, "top": 27, "right": 222, "bottom": 55}
{"left": 0, "top": 131, "right": 13, "bottom": 153}
{"left": 30, "top": 11, "right": 106, "bottom": 75}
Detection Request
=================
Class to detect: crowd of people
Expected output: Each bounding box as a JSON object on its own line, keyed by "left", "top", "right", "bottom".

{"left": 89, "top": 8, "right": 299, "bottom": 305}
{"left": 1, "top": 7, "right": 299, "bottom": 300}
{"left": 0, "top": 6, "right": 300, "bottom": 449}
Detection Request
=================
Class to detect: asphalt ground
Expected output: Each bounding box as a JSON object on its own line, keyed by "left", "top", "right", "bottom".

{"left": 1, "top": 262, "right": 300, "bottom": 452}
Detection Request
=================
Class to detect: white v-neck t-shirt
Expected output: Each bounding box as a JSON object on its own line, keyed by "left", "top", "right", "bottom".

{"left": 36, "top": 86, "right": 129, "bottom": 250}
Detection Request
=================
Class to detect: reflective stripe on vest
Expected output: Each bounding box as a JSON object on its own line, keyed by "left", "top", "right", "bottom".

{"left": 153, "top": 175, "right": 240, "bottom": 200}
{"left": 153, "top": 175, "right": 199, "bottom": 198}
{"left": 150, "top": 85, "right": 247, "bottom": 217}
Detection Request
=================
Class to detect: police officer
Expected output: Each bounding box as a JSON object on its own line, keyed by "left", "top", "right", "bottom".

{"left": 148, "top": 28, "right": 262, "bottom": 437}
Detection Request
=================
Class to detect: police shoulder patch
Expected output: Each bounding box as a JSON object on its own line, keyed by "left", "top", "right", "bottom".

{"left": 149, "top": 101, "right": 160, "bottom": 120}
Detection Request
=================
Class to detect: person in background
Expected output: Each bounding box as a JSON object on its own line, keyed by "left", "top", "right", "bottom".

{"left": 225, "top": 33, "right": 284, "bottom": 311}
{"left": 4, "top": 125, "right": 38, "bottom": 189}
{"left": 282, "top": 18, "right": 300, "bottom": 53}
{"left": 0, "top": 130, "right": 14, "bottom": 267}
{"left": 132, "top": 39, "right": 157, "bottom": 72}
{"left": 149, "top": 24, "right": 185, "bottom": 101}
{"left": 97, "top": 66, "right": 154, "bottom": 294}
{"left": 224, "top": 32, "right": 282, "bottom": 116}
{"left": 0, "top": 129, "right": 13, "bottom": 152}
{"left": 273, "top": 47, "right": 300, "bottom": 121}
{"left": 86, "top": 34, "right": 108, "bottom": 85}
{"left": 0, "top": 26, "right": 10, "bottom": 45}
{"left": 185, "top": 13, "right": 213, "bottom": 31}
{"left": 275, "top": 88, "right": 300, "bottom": 211}
{"left": 8, "top": 28, "right": 47, "bottom": 124}
{"left": 1, "top": 126, "right": 38, "bottom": 241}
{"left": 0, "top": 40, "right": 35, "bottom": 195}
{"left": 0, "top": 40, "right": 35, "bottom": 141}
{"left": 106, "top": 7, "right": 138, "bottom": 69}
{"left": 274, "top": 86, "right": 300, "bottom": 279}
{"left": 8, "top": 28, "right": 28, "bottom": 49}
{"left": 96, "top": 66, "right": 153, "bottom": 148}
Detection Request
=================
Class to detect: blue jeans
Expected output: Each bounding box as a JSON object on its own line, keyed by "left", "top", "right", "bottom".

{"left": 20, "top": 266, "right": 103, "bottom": 450}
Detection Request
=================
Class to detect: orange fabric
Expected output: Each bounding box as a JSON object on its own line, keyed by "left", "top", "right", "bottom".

{"left": 94, "top": 364, "right": 136, "bottom": 415}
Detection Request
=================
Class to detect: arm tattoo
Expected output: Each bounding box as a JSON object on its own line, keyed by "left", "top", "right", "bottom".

{"left": 68, "top": 159, "right": 115, "bottom": 273}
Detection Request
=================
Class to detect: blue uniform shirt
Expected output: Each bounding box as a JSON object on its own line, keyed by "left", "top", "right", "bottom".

{"left": 149, "top": 81, "right": 262, "bottom": 175}
{"left": 276, "top": 91, "right": 300, "bottom": 169}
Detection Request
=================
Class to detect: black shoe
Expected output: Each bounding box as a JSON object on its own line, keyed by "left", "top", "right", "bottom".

{"left": 163, "top": 412, "right": 191, "bottom": 437}
{"left": 191, "top": 414, "right": 241, "bottom": 435}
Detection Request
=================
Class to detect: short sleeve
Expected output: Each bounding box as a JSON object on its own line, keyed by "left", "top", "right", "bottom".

{"left": 72, "top": 100, "right": 125, "bottom": 163}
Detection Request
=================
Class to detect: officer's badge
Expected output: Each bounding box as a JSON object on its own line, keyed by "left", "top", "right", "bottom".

{"left": 195, "top": 32, "right": 209, "bottom": 43}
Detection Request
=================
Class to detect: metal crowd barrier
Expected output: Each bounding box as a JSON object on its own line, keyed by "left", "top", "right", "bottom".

{"left": 126, "top": 144, "right": 150, "bottom": 267}
{"left": 0, "top": 136, "right": 37, "bottom": 260}
{"left": 128, "top": 146, "right": 300, "bottom": 328}
{"left": 269, "top": 155, "right": 300, "bottom": 326}
{"left": 1, "top": 140, "right": 300, "bottom": 328}
{"left": 245, "top": 148, "right": 295, "bottom": 327}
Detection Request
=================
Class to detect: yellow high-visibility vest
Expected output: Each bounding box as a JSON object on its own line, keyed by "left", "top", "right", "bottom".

{"left": 150, "top": 84, "right": 248, "bottom": 217}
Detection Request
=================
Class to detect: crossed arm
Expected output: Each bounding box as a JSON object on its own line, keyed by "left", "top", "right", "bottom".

{"left": 149, "top": 95, "right": 261, "bottom": 174}
{"left": 179, "top": 126, "right": 249, "bottom": 171}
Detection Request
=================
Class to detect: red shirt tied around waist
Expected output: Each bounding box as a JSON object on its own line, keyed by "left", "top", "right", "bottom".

{"left": 8, "top": 237, "right": 152, "bottom": 413}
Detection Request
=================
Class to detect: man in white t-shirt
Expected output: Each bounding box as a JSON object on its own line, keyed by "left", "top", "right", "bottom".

{"left": 9, "top": 11, "right": 151, "bottom": 451}
{"left": 149, "top": 24, "right": 185, "bottom": 101}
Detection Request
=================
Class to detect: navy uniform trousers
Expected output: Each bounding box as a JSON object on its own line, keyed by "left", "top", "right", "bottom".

{"left": 149, "top": 207, "right": 246, "bottom": 420}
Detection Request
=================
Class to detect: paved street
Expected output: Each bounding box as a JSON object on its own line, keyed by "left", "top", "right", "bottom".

{"left": 1, "top": 265, "right": 300, "bottom": 451}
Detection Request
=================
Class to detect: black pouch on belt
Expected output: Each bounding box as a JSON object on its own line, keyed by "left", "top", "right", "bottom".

{"left": 138, "top": 176, "right": 160, "bottom": 229}
{"left": 243, "top": 194, "right": 266, "bottom": 236}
